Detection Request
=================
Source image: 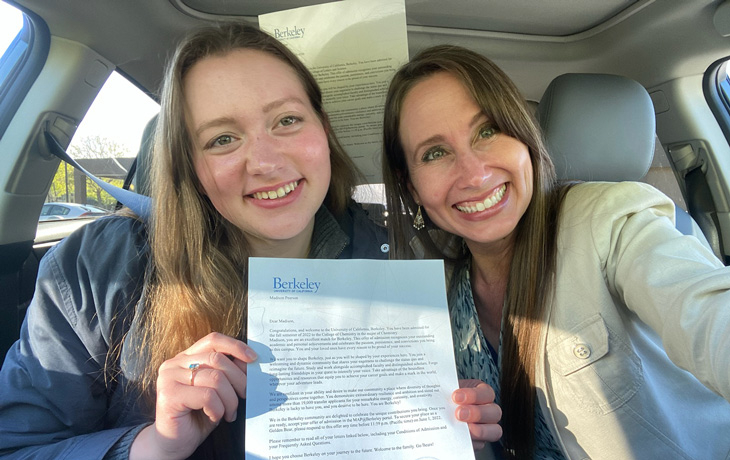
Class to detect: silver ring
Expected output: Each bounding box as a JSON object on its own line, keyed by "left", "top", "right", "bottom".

{"left": 189, "top": 363, "right": 200, "bottom": 386}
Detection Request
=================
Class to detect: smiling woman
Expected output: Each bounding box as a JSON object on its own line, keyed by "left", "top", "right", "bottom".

{"left": 0, "top": 22, "right": 393, "bottom": 460}
{"left": 382, "top": 44, "right": 730, "bottom": 460}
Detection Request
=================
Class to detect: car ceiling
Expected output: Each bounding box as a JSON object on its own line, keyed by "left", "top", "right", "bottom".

{"left": 9, "top": 0, "right": 730, "bottom": 103}
{"left": 177, "top": 0, "right": 637, "bottom": 36}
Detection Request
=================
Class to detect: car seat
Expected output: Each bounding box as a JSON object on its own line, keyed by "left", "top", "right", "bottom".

{"left": 536, "top": 72, "right": 714, "bottom": 252}
{"left": 132, "top": 114, "right": 157, "bottom": 197}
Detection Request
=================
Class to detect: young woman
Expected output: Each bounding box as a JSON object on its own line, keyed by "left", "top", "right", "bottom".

{"left": 0, "top": 21, "right": 388, "bottom": 460}
{"left": 382, "top": 44, "right": 730, "bottom": 459}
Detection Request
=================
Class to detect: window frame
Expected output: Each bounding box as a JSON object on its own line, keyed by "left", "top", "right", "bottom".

{"left": 703, "top": 57, "right": 730, "bottom": 146}
{"left": 0, "top": 3, "right": 50, "bottom": 139}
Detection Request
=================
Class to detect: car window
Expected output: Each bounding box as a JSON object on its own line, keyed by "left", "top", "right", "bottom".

{"left": 53, "top": 205, "right": 69, "bottom": 216}
{"left": 721, "top": 66, "right": 730, "bottom": 100}
{"left": 0, "top": 4, "right": 24, "bottom": 70}
{"left": 705, "top": 57, "right": 730, "bottom": 145}
{"left": 43, "top": 71, "right": 160, "bottom": 221}
{"left": 353, "top": 183, "right": 387, "bottom": 225}
{"left": 0, "top": 2, "right": 28, "bottom": 136}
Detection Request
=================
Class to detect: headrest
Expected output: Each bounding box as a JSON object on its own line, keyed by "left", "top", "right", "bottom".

{"left": 537, "top": 73, "right": 655, "bottom": 181}
{"left": 133, "top": 114, "right": 158, "bottom": 197}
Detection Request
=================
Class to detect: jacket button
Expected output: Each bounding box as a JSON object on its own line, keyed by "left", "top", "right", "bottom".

{"left": 573, "top": 343, "right": 591, "bottom": 359}
{"left": 380, "top": 243, "right": 390, "bottom": 253}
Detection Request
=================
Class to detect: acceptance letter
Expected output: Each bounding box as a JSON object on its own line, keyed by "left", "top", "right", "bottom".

{"left": 245, "top": 258, "right": 475, "bottom": 460}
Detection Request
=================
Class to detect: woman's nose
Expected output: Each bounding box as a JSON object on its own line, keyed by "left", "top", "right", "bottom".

{"left": 246, "top": 134, "right": 284, "bottom": 175}
{"left": 456, "top": 150, "right": 491, "bottom": 188}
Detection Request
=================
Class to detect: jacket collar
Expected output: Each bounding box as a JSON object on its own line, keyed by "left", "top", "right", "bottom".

{"left": 309, "top": 205, "right": 350, "bottom": 259}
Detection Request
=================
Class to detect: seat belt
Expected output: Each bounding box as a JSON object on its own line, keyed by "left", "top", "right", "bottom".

{"left": 44, "top": 130, "right": 151, "bottom": 221}
{"left": 117, "top": 156, "right": 139, "bottom": 211}
{"left": 684, "top": 165, "right": 724, "bottom": 261}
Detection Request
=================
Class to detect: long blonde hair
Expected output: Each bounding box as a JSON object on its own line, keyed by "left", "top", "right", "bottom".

{"left": 382, "top": 44, "right": 571, "bottom": 459}
{"left": 136, "top": 22, "right": 360, "bottom": 399}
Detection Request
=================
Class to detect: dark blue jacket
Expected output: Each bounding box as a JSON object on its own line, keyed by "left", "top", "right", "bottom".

{"left": 0, "top": 203, "right": 388, "bottom": 459}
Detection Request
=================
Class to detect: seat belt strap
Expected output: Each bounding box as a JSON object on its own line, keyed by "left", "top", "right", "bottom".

{"left": 44, "top": 130, "right": 151, "bottom": 221}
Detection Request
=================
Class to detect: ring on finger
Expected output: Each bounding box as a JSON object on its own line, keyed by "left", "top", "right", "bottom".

{"left": 189, "top": 363, "right": 201, "bottom": 386}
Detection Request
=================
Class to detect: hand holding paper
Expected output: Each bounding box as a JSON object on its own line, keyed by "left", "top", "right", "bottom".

{"left": 245, "top": 258, "right": 476, "bottom": 460}
{"left": 454, "top": 380, "right": 503, "bottom": 450}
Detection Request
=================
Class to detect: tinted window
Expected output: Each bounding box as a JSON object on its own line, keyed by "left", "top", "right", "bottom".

{"left": 704, "top": 58, "right": 730, "bottom": 146}
{"left": 0, "top": 1, "right": 47, "bottom": 139}
{"left": 52, "top": 205, "right": 70, "bottom": 216}
{"left": 0, "top": 4, "right": 24, "bottom": 79}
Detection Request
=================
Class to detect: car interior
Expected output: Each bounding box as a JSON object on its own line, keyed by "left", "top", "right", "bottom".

{"left": 1, "top": 0, "right": 730, "bottom": 368}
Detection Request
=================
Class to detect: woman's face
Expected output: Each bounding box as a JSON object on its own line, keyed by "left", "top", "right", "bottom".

{"left": 185, "top": 49, "right": 331, "bottom": 255}
{"left": 399, "top": 72, "right": 533, "bottom": 251}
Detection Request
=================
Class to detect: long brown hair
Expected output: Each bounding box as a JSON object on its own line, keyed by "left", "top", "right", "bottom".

{"left": 136, "top": 22, "right": 360, "bottom": 399}
{"left": 382, "top": 44, "right": 570, "bottom": 459}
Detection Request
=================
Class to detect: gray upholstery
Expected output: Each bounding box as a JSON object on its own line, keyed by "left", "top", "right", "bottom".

{"left": 537, "top": 73, "right": 655, "bottom": 182}
{"left": 537, "top": 73, "right": 712, "bottom": 249}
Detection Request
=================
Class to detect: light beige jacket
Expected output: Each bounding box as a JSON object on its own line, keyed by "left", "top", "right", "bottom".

{"left": 539, "top": 181, "right": 730, "bottom": 460}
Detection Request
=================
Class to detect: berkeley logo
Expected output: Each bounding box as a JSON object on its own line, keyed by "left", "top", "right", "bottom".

{"left": 273, "top": 26, "right": 305, "bottom": 40}
{"left": 273, "top": 277, "right": 321, "bottom": 293}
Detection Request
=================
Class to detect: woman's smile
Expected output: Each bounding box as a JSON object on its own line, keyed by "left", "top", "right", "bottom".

{"left": 246, "top": 179, "right": 305, "bottom": 209}
{"left": 455, "top": 184, "right": 507, "bottom": 214}
{"left": 250, "top": 179, "right": 301, "bottom": 200}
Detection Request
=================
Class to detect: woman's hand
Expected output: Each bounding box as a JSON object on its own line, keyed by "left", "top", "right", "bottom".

{"left": 130, "top": 332, "right": 258, "bottom": 460}
{"left": 453, "top": 379, "right": 502, "bottom": 450}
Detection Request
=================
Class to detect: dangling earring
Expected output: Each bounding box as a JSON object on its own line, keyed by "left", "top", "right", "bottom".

{"left": 413, "top": 206, "right": 425, "bottom": 230}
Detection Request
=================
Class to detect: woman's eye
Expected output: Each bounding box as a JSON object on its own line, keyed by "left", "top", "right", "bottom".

{"left": 478, "top": 125, "right": 499, "bottom": 139}
{"left": 422, "top": 147, "right": 446, "bottom": 162}
{"left": 279, "top": 115, "right": 300, "bottom": 126}
{"left": 213, "top": 135, "right": 233, "bottom": 147}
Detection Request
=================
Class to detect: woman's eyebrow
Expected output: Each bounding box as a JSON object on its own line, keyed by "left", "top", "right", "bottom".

{"left": 262, "top": 96, "right": 307, "bottom": 113}
{"left": 194, "top": 116, "right": 237, "bottom": 139}
{"left": 471, "top": 111, "right": 488, "bottom": 126}
{"left": 195, "top": 96, "right": 304, "bottom": 136}
{"left": 411, "top": 111, "right": 486, "bottom": 154}
{"left": 193, "top": 97, "right": 307, "bottom": 139}
{"left": 413, "top": 134, "right": 447, "bottom": 155}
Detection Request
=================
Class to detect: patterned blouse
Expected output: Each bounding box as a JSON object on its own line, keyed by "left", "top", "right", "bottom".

{"left": 448, "top": 259, "right": 566, "bottom": 460}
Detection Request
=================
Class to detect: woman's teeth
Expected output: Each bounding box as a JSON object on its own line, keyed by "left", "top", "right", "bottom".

{"left": 456, "top": 184, "right": 506, "bottom": 213}
{"left": 253, "top": 180, "right": 299, "bottom": 200}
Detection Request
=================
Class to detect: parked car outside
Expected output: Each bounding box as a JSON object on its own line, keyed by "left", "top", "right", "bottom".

{"left": 38, "top": 202, "right": 110, "bottom": 221}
